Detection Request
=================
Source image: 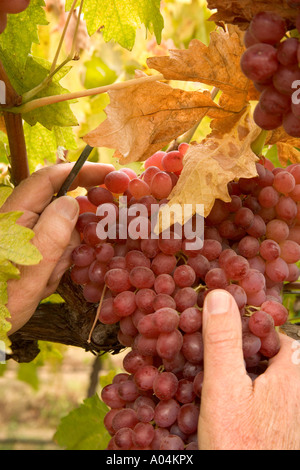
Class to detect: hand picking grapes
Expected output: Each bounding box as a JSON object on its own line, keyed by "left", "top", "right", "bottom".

{"left": 4, "top": 144, "right": 300, "bottom": 450}
{"left": 0, "top": 0, "right": 30, "bottom": 33}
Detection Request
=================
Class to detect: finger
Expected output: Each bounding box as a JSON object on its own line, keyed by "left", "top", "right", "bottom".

{"left": 7, "top": 196, "right": 79, "bottom": 334}
{"left": 1, "top": 162, "right": 114, "bottom": 227}
{"left": 265, "top": 333, "right": 300, "bottom": 373}
{"left": 202, "top": 289, "right": 250, "bottom": 391}
{"left": 44, "top": 228, "right": 81, "bottom": 295}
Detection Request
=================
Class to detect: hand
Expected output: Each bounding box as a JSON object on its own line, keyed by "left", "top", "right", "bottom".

{"left": 198, "top": 289, "right": 300, "bottom": 450}
{"left": 0, "top": 0, "right": 31, "bottom": 33}
{"left": 1, "top": 162, "right": 114, "bottom": 334}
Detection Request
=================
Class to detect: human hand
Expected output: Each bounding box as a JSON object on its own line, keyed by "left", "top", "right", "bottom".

{"left": 1, "top": 162, "right": 114, "bottom": 334}
{"left": 0, "top": 0, "right": 30, "bottom": 33}
{"left": 198, "top": 289, "right": 300, "bottom": 450}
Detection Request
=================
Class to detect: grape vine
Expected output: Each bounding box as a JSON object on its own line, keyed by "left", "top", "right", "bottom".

{"left": 67, "top": 145, "right": 300, "bottom": 450}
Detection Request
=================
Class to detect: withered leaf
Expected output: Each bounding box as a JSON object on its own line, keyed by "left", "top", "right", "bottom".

{"left": 266, "top": 127, "right": 300, "bottom": 166}
{"left": 206, "top": 0, "right": 299, "bottom": 31}
{"left": 156, "top": 107, "right": 261, "bottom": 233}
{"left": 147, "top": 26, "right": 252, "bottom": 114}
{"left": 83, "top": 78, "right": 228, "bottom": 164}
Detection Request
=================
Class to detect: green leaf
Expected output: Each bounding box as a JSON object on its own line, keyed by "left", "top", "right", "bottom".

{"left": 24, "top": 122, "right": 77, "bottom": 173}
{"left": 7, "top": 56, "right": 78, "bottom": 130}
{"left": 0, "top": 0, "right": 48, "bottom": 75}
{"left": 54, "top": 394, "right": 110, "bottom": 450}
{"left": 0, "top": 302, "right": 11, "bottom": 345}
{"left": 0, "top": 187, "right": 13, "bottom": 207}
{"left": 0, "top": 212, "right": 42, "bottom": 266}
{"left": 80, "top": 0, "right": 164, "bottom": 50}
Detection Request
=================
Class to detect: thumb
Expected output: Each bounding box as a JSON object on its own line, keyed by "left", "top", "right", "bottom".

{"left": 202, "top": 289, "right": 248, "bottom": 390}
{"left": 31, "top": 196, "right": 79, "bottom": 285}
{"left": 7, "top": 196, "right": 79, "bottom": 333}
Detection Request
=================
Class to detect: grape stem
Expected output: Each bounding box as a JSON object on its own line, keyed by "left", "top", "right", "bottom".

{"left": 88, "top": 285, "right": 107, "bottom": 344}
{"left": 5, "top": 74, "right": 166, "bottom": 114}
{"left": 250, "top": 129, "right": 268, "bottom": 156}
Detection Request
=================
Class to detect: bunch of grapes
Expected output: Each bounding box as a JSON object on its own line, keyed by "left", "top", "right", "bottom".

{"left": 240, "top": 8, "right": 300, "bottom": 136}
{"left": 70, "top": 147, "right": 300, "bottom": 450}
{"left": 0, "top": 0, "right": 30, "bottom": 33}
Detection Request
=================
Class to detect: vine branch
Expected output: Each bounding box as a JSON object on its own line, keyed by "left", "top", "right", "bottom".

{"left": 0, "top": 60, "right": 29, "bottom": 186}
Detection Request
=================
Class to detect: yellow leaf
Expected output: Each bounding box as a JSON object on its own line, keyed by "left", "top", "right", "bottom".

{"left": 147, "top": 26, "right": 253, "bottom": 114}
{"left": 83, "top": 79, "right": 227, "bottom": 164}
{"left": 266, "top": 127, "right": 300, "bottom": 166}
{"left": 156, "top": 107, "right": 261, "bottom": 233}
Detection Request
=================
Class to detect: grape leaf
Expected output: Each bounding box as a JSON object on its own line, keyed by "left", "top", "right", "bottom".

{"left": 6, "top": 55, "right": 78, "bottom": 130}
{"left": 0, "top": 0, "right": 48, "bottom": 75}
{"left": 157, "top": 108, "right": 261, "bottom": 233}
{"left": 0, "top": 212, "right": 42, "bottom": 265}
{"left": 266, "top": 128, "right": 300, "bottom": 166}
{"left": 206, "top": 0, "right": 299, "bottom": 31}
{"left": 0, "top": 187, "right": 13, "bottom": 207}
{"left": 147, "top": 26, "right": 257, "bottom": 113}
{"left": 66, "top": 0, "right": 164, "bottom": 50}
{"left": 54, "top": 394, "right": 110, "bottom": 450}
{"left": 24, "top": 122, "right": 77, "bottom": 173}
{"left": 83, "top": 76, "right": 228, "bottom": 164}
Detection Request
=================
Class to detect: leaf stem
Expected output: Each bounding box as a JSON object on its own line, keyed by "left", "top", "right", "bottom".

{"left": 22, "top": 0, "right": 81, "bottom": 103}
{"left": 6, "top": 74, "right": 165, "bottom": 114}
{"left": 251, "top": 129, "right": 268, "bottom": 156}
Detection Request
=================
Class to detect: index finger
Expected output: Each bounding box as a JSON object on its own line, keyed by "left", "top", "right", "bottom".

{"left": 1, "top": 162, "right": 114, "bottom": 226}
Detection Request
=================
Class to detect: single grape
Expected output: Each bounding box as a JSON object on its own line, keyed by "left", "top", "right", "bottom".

{"left": 249, "top": 12, "right": 286, "bottom": 45}
{"left": 253, "top": 103, "right": 283, "bottom": 131}
{"left": 277, "top": 38, "right": 299, "bottom": 66}
{"left": 129, "top": 178, "right": 151, "bottom": 199}
{"left": 179, "top": 307, "right": 202, "bottom": 333}
{"left": 181, "top": 332, "right": 204, "bottom": 364}
{"left": 248, "top": 310, "right": 275, "bottom": 337}
{"left": 87, "top": 186, "right": 114, "bottom": 206}
{"left": 240, "top": 44, "right": 279, "bottom": 82}
{"left": 152, "top": 372, "right": 179, "bottom": 400}
{"left": 154, "top": 399, "right": 180, "bottom": 428}
{"left": 150, "top": 172, "right": 173, "bottom": 199}
{"left": 104, "top": 170, "right": 130, "bottom": 194}
{"left": 177, "top": 403, "right": 199, "bottom": 435}
{"left": 162, "top": 151, "right": 184, "bottom": 173}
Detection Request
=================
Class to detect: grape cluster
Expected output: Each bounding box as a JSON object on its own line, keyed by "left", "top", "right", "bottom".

{"left": 240, "top": 9, "right": 300, "bottom": 136}
{"left": 70, "top": 148, "right": 300, "bottom": 450}
{"left": 0, "top": 0, "right": 30, "bottom": 33}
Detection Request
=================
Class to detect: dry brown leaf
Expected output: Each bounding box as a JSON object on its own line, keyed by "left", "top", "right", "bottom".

{"left": 156, "top": 107, "right": 261, "bottom": 233}
{"left": 266, "top": 128, "right": 300, "bottom": 166}
{"left": 83, "top": 79, "right": 229, "bottom": 164}
{"left": 206, "top": 0, "right": 298, "bottom": 31}
{"left": 147, "top": 26, "right": 251, "bottom": 114}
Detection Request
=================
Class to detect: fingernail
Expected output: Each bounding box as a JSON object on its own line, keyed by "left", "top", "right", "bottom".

{"left": 53, "top": 196, "right": 79, "bottom": 221}
{"left": 205, "top": 289, "right": 231, "bottom": 315}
